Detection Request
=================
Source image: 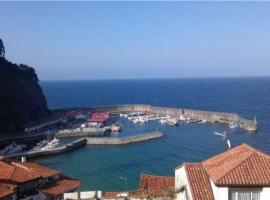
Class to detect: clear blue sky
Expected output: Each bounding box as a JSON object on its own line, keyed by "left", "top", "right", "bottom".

{"left": 0, "top": 2, "right": 270, "bottom": 80}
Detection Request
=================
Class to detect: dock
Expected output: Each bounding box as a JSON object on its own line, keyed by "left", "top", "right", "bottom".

{"left": 7, "top": 138, "right": 87, "bottom": 159}
{"left": 87, "top": 131, "right": 163, "bottom": 145}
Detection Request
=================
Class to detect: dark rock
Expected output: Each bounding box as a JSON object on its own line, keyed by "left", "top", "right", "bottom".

{"left": 0, "top": 40, "right": 50, "bottom": 133}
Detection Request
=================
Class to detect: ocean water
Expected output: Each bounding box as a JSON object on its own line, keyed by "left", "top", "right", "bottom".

{"left": 36, "top": 78, "right": 270, "bottom": 191}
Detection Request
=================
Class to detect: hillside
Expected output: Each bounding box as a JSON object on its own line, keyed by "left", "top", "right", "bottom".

{"left": 0, "top": 39, "right": 50, "bottom": 133}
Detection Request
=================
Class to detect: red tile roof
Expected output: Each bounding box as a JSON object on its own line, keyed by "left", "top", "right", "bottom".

{"left": 89, "top": 112, "right": 110, "bottom": 123}
{"left": 104, "top": 174, "right": 174, "bottom": 199}
{"left": 12, "top": 162, "right": 59, "bottom": 178}
{"left": 0, "top": 183, "right": 16, "bottom": 198}
{"left": 203, "top": 143, "right": 270, "bottom": 186}
{"left": 139, "top": 174, "right": 174, "bottom": 191}
{"left": 184, "top": 163, "right": 214, "bottom": 200}
{"left": 0, "top": 161, "right": 40, "bottom": 183}
{"left": 42, "top": 176, "right": 80, "bottom": 196}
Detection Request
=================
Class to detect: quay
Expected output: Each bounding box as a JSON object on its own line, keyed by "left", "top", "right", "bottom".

{"left": 7, "top": 138, "right": 87, "bottom": 159}
{"left": 86, "top": 131, "right": 163, "bottom": 145}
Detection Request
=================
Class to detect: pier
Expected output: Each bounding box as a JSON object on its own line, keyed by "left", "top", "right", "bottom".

{"left": 7, "top": 138, "right": 87, "bottom": 159}
{"left": 87, "top": 131, "right": 163, "bottom": 145}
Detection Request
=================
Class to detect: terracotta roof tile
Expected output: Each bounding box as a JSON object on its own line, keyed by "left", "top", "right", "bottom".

{"left": 184, "top": 163, "right": 214, "bottom": 200}
{"left": 0, "top": 183, "right": 16, "bottom": 198}
{"left": 0, "top": 161, "right": 40, "bottom": 183}
{"left": 139, "top": 174, "right": 174, "bottom": 191}
{"left": 104, "top": 174, "right": 174, "bottom": 199}
{"left": 42, "top": 176, "right": 80, "bottom": 196}
{"left": 12, "top": 162, "right": 59, "bottom": 178}
{"left": 202, "top": 143, "right": 270, "bottom": 186}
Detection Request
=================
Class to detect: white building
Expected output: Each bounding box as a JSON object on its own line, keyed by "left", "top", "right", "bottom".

{"left": 175, "top": 143, "right": 270, "bottom": 200}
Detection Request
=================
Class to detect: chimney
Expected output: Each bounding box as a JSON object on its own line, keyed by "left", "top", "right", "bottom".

{"left": 21, "top": 156, "right": 26, "bottom": 163}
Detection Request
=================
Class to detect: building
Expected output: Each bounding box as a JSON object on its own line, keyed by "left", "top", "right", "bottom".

{"left": 175, "top": 143, "right": 270, "bottom": 200}
{"left": 0, "top": 157, "right": 80, "bottom": 200}
{"left": 104, "top": 174, "right": 175, "bottom": 200}
{"left": 88, "top": 112, "right": 110, "bottom": 127}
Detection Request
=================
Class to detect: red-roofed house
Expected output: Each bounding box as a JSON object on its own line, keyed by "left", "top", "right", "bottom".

{"left": 0, "top": 158, "right": 80, "bottom": 200}
{"left": 175, "top": 143, "right": 270, "bottom": 200}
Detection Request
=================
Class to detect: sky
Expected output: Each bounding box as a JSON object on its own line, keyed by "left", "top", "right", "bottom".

{"left": 0, "top": 1, "right": 270, "bottom": 80}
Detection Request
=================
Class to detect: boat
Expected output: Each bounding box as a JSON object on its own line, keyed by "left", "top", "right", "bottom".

{"left": 111, "top": 123, "right": 121, "bottom": 132}
{"left": 40, "top": 138, "right": 60, "bottom": 151}
{"left": 198, "top": 120, "right": 207, "bottom": 124}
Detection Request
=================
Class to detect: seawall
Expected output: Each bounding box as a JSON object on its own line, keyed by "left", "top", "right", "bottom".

{"left": 7, "top": 138, "right": 87, "bottom": 159}
{"left": 87, "top": 132, "right": 163, "bottom": 145}
{"left": 86, "top": 104, "right": 257, "bottom": 131}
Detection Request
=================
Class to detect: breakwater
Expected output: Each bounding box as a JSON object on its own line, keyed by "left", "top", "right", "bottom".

{"left": 7, "top": 138, "right": 87, "bottom": 159}
{"left": 85, "top": 104, "right": 257, "bottom": 131}
{"left": 87, "top": 132, "right": 163, "bottom": 145}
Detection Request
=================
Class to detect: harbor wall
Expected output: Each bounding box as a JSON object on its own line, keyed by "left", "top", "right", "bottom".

{"left": 7, "top": 138, "right": 87, "bottom": 159}
{"left": 89, "top": 104, "right": 257, "bottom": 131}
{"left": 87, "top": 132, "right": 163, "bottom": 145}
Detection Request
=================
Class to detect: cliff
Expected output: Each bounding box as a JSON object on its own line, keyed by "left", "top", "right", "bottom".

{"left": 0, "top": 39, "right": 50, "bottom": 133}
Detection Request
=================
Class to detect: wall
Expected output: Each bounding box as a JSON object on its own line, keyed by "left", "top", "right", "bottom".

{"left": 175, "top": 166, "right": 193, "bottom": 200}
{"left": 210, "top": 179, "right": 228, "bottom": 200}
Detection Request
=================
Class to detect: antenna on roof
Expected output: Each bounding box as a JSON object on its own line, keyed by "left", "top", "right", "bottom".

{"left": 214, "top": 131, "right": 232, "bottom": 150}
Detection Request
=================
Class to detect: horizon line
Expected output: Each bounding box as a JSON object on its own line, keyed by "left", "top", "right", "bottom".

{"left": 40, "top": 75, "right": 270, "bottom": 81}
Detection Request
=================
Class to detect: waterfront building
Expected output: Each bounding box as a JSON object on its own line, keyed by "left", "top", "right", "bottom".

{"left": 175, "top": 143, "right": 270, "bottom": 200}
{"left": 0, "top": 156, "right": 80, "bottom": 200}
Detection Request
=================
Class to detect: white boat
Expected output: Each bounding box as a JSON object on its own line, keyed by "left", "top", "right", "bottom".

{"left": 111, "top": 124, "right": 121, "bottom": 132}
{"left": 40, "top": 138, "right": 60, "bottom": 151}
{"left": 198, "top": 120, "right": 207, "bottom": 124}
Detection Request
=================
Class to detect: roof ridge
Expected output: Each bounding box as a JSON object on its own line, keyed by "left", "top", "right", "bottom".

{"left": 140, "top": 173, "right": 174, "bottom": 179}
{"left": 11, "top": 162, "right": 31, "bottom": 172}
{"left": 184, "top": 163, "right": 200, "bottom": 200}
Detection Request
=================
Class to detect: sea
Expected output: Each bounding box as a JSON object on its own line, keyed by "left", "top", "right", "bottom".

{"left": 35, "top": 78, "right": 270, "bottom": 191}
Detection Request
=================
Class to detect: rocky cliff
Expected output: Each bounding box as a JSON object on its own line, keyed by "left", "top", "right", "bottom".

{"left": 0, "top": 39, "right": 50, "bottom": 133}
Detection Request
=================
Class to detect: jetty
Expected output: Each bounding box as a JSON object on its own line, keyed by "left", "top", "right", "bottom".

{"left": 87, "top": 132, "right": 163, "bottom": 145}
{"left": 7, "top": 138, "right": 87, "bottom": 159}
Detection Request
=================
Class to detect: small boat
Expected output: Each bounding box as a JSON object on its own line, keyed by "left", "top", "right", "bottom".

{"left": 111, "top": 123, "right": 121, "bottom": 132}
{"left": 198, "top": 120, "right": 207, "bottom": 124}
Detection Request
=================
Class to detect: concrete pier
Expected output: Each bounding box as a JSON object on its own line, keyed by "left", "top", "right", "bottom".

{"left": 87, "top": 132, "right": 163, "bottom": 145}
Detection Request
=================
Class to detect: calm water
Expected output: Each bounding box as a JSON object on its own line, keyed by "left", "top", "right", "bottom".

{"left": 35, "top": 78, "right": 270, "bottom": 191}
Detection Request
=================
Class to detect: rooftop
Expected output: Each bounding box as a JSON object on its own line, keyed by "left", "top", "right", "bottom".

{"left": 184, "top": 163, "right": 214, "bottom": 200}
{"left": 0, "top": 183, "right": 16, "bottom": 198}
{"left": 42, "top": 176, "right": 80, "bottom": 196}
{"left": 202, "top": 143, "right": 270, "bottom": 186}
{"left": 0, "top": 161, "right": 40, "bottom": 183}
{"left": 12, "top": 162, "right": 59, "bottom": 178}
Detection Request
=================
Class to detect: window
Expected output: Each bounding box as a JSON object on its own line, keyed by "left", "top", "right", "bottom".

{"left": 229, "top": 191, "right": 260, "bottom": 200}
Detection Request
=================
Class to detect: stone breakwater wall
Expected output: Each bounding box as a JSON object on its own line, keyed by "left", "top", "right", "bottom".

{"left": 89, "top": 104, "right": 257, "bottom": 131}
{"left": 87, "top": 132, "right": 163, "bottom": 145}
{"left": 7, "top": 138, "right": 87, "bottom": 159}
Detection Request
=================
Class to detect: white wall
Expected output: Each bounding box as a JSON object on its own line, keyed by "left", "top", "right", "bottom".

{"left": 210, "top": 179, "right": 228, "bottom": 200}
{"left": 256, "top": 187, "right": 270, "bottom": 200}
{"left": 175, "top": 166, "right": 193, "bottom": 200}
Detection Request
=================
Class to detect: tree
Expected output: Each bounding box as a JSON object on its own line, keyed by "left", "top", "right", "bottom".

{"left": 0, "top": 39, "right": 5, "bottom": 58}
